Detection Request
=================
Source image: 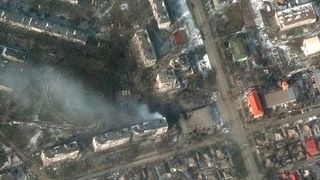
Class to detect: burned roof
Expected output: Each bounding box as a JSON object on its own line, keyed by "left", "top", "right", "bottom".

{"left": 135, "top": 30, "right": 157, "bottom": 62}
{"left": 179, "top": 106, "right": 218, "bottom": 135}
{"left": 275, "top": 3, "right": 317, "bottom": 31}
{"left": 44, "top": 141, "right": 79, "bottom": 158}
{"left": 131, "top": 118, "right": 168, "bottom": 134}
{"left": 94, "top": 128, "right": 130, "bottom": 144}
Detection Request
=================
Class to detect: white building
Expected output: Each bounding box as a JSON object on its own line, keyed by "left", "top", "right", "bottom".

{"left": 131, "top": 30, "right": 157, "bottom": 67}
{"left": 302, "top": 36, "right": 320, "bottom": 56}
{"left": 131, "top": 118, "right": 168, "bottom": 141}
{"left": 148, "top": 0, "right": 171, "bottom": 29}
{"left": 275, "top": 3, "right": 316, "bottom": 31}
{"left": 41, "top": 141, "right": 79, "bottom": 166}
{"left": 61, "top": 0, "right": 78, "bottom": 4}
{"left": 92, "top": 128, "right": 130, "bottom": 152}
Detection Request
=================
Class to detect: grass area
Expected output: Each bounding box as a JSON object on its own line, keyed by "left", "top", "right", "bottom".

{"left": 228, "top": 143, "right": 249, "bottom": 179}
{"left": 215, "top": 3, "right": 244, "bottom": 36}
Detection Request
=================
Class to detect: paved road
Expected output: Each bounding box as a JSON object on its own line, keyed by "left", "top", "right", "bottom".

{"left": 252, "top": 107, "right": 320, "bottom": 132}
{"left": 189, "top": 0, "right": 262, "bottom": 179}
{"left": 73, "top": 137, "right": 226, "bottom": 180}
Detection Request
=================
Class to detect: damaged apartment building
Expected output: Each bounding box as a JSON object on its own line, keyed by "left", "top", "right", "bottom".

{"left": 148, "top": 0, "right": 171, "bottom": 29}
{"left": 92, "top": 118, "right": 168, "bottom": 152}
{"left": 131, "top": 118, "right": 168, "bottom": 141}
{"left": 131, "top": 30, "right": 157, "bottom": 68}
{"left": 0, "top": 44, "right": 27, "bottom": 92}
{"left": 92, "top": 128, "right": 131, "bottom": 152}
{"left": 0, "top": 9, "right": 88, "bottom": 44}
{"left": 41, "top": 141, "right": 80, "bottom": 166}
{"left": 155, "top": 69, "right": 180, "bottom": 93}
{"left": 274, "top": 3, "right": 317, "bottom": 32}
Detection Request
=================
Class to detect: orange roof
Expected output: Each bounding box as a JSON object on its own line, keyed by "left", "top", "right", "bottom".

{"left": 281, "top": 80, "right": 289, "bottom": 90}
{"left": 174, "top": 30, "right": 188, "bottom": 45}
{"left": 304, "top": 138, "right": 319, "bottom": 158}
{"left": 248, "top": 90, "right": 264, "bottom": 119}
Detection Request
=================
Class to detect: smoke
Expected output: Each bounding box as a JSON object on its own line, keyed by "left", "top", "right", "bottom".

{"left": 3, "top": 65, "right": 163, "bottom": 129}
{"left": 135, "top": 104, "right": 164, "bottom": 121}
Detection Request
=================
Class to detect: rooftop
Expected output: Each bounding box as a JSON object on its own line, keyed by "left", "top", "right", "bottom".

{"left": 275, "top": 3, "right": 316, "bottom": 31}
{"left": 247, "top": 90, "right": 264, "bottom": 119}
{"left": 149, "top": 0, "right": 170, "bottom": 26}
{"left": 302, "top": 35, "right": 320, "bottom": 56}
{"left": 0, "top": 9, "right": 87, "bottom": 44}
{"left": 44, "top": 141, "right": 79, "bottom": 158}
{"left": 131, "top": 118, "right": 168, "bottom": 134}
{"left": 94, "top": 128, "right": 130, "bottom": 144}
{"left": 304, "top": 138, "right": 320, "bottom": 158}
{"left": 229, "top": 35, "right": 248, "bottom": 62}
{"left": 135, "top": 30, "right": 157, "bottom": 62}
{"left": 173, "top": 29, "right": 188, "bottom": 45}
{"left": 264, "top": 87, "right": 296, "bottom": 108}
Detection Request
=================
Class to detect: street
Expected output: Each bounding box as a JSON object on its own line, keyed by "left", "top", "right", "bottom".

{"left": 189, "top": 0, "right": 262, "bottom": 179}
{"left": 73, "top": 137, "right": 226, "bottom": 180}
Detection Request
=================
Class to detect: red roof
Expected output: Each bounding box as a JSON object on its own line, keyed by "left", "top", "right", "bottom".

{"left": 280, "top": 171, "right": 299, "bottom": 180}
{"left": 247, "top": 90, "right": 264, "bottom": 119}
{"left": 304, "top": 138, "right": 319, "bottom": 158}
{"left": 174, "top": 30, "right": 188, "bottom": 45}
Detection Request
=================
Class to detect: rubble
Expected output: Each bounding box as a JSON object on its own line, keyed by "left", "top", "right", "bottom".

{"left": 131, "top": 30, "right": 157, "bottom": 68}
{"left": 155, "top": 69, "right": 180, "bottom": 93}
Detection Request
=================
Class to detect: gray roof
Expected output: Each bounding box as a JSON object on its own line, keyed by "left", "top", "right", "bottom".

{"left": 265, "top": 87, "right": 296, "bottom": 108}
{"left": 94, "top": 128, "right": 130, "bottom": 144}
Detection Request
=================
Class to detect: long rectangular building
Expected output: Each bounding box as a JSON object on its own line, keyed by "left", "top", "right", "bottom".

{"left": 41, "top": 141, "right": 79, "bottom": 166}
{"left": 92, "top": 128, "right": 130, "bottom": 152}
{"left": 131, "top": 118, "right": 168, "bottom": 141}
{"left": 148, "top": 0, "right": 171, "bottom": 29}
{"left": 275, "top": 3, "right": 317, "bottom": 31}
{"left": 131, "top": 30, "right": 157, "bottom": 68}
{"left": 264, "top": 87, "right": 296, "bottom": 109}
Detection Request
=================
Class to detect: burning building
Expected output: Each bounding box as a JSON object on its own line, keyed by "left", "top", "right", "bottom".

{"left": 41, "top": 141, "right": 79, "bottom": 166}
{"left": 155, "top": 69, "right": 180, "bottom": 93}
{"left": 131, "top": 30, "right": 157, "bottom": 68}
{"left": 148, "top": 0, "right": 171, "bottom": 29}
{"left": 92, "top": 128, "right": 131, "bottom": 152}
{"left": 274, "top": 3, "right": 317, "bottom": 31}
{"left": 131, "top": 118, "right": 168, "bottom": 141}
